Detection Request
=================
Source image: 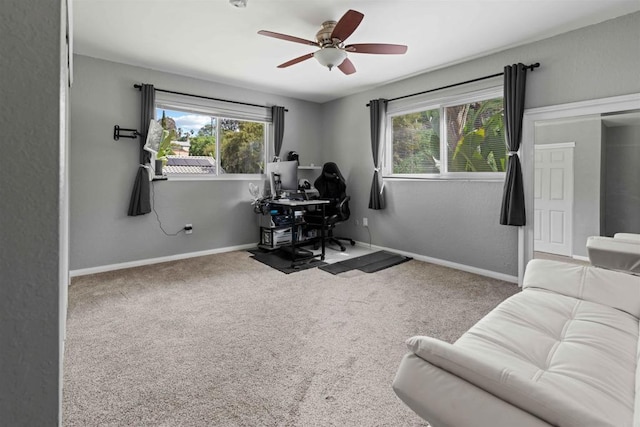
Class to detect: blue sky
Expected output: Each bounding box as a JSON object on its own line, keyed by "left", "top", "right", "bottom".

{"left": 156, "top": 108, "right": 214, "bottom": 135}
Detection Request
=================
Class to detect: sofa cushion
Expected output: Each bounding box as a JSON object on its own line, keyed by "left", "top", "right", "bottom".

{"left": 407, "top": 287, "right": 638, "bottom": 426}
{"left": 523, "top": 258, "right": 640, "bottom": 316}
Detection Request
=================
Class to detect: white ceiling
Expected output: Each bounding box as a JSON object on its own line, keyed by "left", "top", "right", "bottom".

{"left": 73, "top": 0, "right": 640, "bottom": 104}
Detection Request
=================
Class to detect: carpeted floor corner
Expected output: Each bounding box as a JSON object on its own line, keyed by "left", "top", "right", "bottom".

{"left": 63, "top": 250, "right": 519, "bottom": 426}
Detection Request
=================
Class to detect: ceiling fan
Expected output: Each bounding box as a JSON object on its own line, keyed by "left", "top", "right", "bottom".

{"left": 258, "top": 9, "right": 408, "bottom": 75}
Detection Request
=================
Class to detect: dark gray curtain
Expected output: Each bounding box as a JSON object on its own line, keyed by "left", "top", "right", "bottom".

{"left": 127, "top": 84, "right": 155, "bottom": 216}
{"left": 368, "top": 99, "right": 387, "bottom": 210}
{"left": 272, "top": 105, "right": 285, "bottom": 159}
{"left": 500, "top": 64, "right": 527, "bottom": 226}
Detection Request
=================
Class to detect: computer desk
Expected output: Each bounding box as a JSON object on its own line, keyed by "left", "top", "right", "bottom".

{"left": 268, "top": 198, "right": 330, "bottom": 268}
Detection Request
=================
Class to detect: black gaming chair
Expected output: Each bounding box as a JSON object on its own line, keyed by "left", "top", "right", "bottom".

{"left": 305, "top": 162, "right": 355, "bottom": 251}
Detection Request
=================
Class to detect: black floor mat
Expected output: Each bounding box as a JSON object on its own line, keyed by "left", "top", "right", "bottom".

{"left": 248, "top": 249, "right": 327, "bottom": 274}
{"left": 319, "top": 250, "right": 395, "bottom": 274}
{"left": 319, "top": 251, "right": 411, "bottom": 275}
{"left": 358, "top": 254, "right": 412, "bottom": 273}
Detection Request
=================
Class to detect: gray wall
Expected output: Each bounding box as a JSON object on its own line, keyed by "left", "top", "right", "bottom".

{"left": 320, "top": 12, "right": 640, "bottom": 276}
{"left": 601, "top": 124, "right": 608, "bottom": 235}
{"left": 71, "top": 12, "right": 640, "bottom": 276}
{"left": 0, "top": 0, "right": 66, "bottom": 424}
{"left": 534, "top": 117, "right": 602, "bottom": 257}
{"left": 70, "top": 56, "right": 323, "bottom": 270}
{"left": 2, "top": 6, "right": 637, "bottom": 425}
{"left": 604, "top": 124, "right": 640, "bottom": 235}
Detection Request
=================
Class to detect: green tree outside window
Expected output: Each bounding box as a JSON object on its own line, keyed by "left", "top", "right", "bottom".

{"left": 391, "top": 97, "right": 505, "bottom": 174}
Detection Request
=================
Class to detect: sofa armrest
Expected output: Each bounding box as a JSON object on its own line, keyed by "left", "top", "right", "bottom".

{"left": 587, "top": 236, "right": 640, "bottom": 274}
{"left": 393, "top": 353, "right": 552, "bottom": 427}
{"left": 523, "top": 258, "right": 640, "bottom": 317}
{"left": 405, "top": 336, "right": 614, "bottom": 427}
{"left": 614, "top": 233, "right": 640, "bottom": 243}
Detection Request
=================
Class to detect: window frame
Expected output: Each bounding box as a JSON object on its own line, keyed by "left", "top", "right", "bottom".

{"left": 383, "top": 86, "right": 506, "bottom": 181}
{"left": 154, "top": 92, "right": 272, "bottom": 181}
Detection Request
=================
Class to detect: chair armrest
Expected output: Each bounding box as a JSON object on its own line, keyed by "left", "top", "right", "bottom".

{"left": 336, "top": 195, "right": 350, "bottom": 219}
{"left": 304, "top": 214, "right": 338, "bottom": 226}
{"left": 337, "top": 195, "right": 350, "bottom": 209}
{"left": 303, "top": 203, "right": 337, "bottom": 226}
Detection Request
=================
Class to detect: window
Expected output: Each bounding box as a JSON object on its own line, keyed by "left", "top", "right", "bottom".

{"left": 154, "top": 93, "right": 269, "bottom": 177}
{"left": 385, "top": 88, "right": 506, "bottom": 179}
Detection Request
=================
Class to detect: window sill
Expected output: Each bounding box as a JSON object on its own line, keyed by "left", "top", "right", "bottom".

{"left": 383, "top": 174, "right": 505, "bottom": 183}
{"left": 157, "top": 174, "right": 264, "bottom": 182}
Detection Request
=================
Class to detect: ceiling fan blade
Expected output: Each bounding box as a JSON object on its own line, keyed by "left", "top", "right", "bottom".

{"left": 345, "top": 43, "right": 408, "bottom": 54}
{"left": 331, "top": 9, "right": 364, "bottom": 42}
{"left": 258, "top": 30, "right": 318, "bottom": 47}
{"left": 277, "top": 53, "right": 314, "bottom": 68}
{"left": 337, "top": 58, "right": 356, "bottom": 75}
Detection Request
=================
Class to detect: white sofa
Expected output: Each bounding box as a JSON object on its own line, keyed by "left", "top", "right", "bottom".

{"left": 393, "top": 259, "right": 640, "bottom": 427}
{"left": 587, "top": 233, "right": 640, "bottom": 275}
{"left": 615, "top": 233, "right": 640, "bottom": 243}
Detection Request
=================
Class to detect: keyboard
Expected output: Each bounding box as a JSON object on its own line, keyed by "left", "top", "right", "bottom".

{"left": 288, "top": 192, "right": 307, "bottom": 201}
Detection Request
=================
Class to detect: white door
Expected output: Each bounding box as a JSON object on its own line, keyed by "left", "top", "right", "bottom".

{"left": 534, "top": 143, "right": 574, "bottom": 256}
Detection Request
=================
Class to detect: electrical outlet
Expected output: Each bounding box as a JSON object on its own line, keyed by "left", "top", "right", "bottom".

{"left": 363, "top": 217, "right": 368, "bottom": 227}
{"left": 184, "top": 223, "right": 193, "bottom": 234}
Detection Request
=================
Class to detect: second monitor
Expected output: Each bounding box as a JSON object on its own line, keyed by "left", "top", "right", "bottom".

{"left": 266, "top": 160, "right": 298, "bottom": 198}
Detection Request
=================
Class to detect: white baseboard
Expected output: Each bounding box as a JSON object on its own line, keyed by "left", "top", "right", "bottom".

{"left": 354, "top": 241, "right": 518, "bottom": 284}
{"left": 70, "top": 241, "right": 518, "bottom": 284}
{"left": 572, "top": 254, "right": 590, "bottom": 262}
{"left": 69, "top": 243, "right": 258, "bottom": 278}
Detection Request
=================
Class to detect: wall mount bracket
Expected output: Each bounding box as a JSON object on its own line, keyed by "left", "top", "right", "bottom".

{"left": 113, "top": 125, "right": 141, "bottom": 141}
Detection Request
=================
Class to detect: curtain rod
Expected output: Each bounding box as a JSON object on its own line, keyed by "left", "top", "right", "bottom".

{"left": 366, "top": 62, "right": 540, "bottom": 106}
{"left": 134, "top": 84, "right": 288, "bottom": 112}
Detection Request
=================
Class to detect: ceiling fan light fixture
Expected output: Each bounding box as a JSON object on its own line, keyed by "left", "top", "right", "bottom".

{"left": 314, "top": 47, "right": 347, "bottom": 70}
{"left": 259, "top": 9, "right": 407, "bottom": 75}
{"left": 229, "top": 0, "right": 247, "bottom": 8}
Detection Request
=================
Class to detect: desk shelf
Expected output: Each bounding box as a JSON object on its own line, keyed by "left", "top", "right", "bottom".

{"left": 257, "top": 198, "right": 329, "bottom": 267}
{"left": 259, "top": 224, "right": 318, "bottom": 250}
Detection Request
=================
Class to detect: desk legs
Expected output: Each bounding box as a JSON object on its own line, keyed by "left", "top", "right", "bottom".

{"left": 286, "top": 206, "right": 298, "bottom": 267}
{"left": 283, "top": 204, "right": 326, "bottom": 267}
{"left": 320, "top": 204, "right": 326, "bottom": 261}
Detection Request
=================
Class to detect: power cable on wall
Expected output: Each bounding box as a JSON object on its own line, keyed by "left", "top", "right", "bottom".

{"left": 365, "top": 224, "right": 372, "bottom": 248}
{"left": 151, "top": 180, "right": 185, "bottom": 237}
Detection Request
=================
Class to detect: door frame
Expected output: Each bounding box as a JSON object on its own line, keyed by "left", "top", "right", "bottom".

{"left": 518, "top": 93, "right": 640, "bottom": 286}
{"left": 533, "top": 142, "right": 575, "bottom": 257}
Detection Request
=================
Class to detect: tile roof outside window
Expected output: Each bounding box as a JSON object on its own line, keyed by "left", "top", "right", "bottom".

{"left": 163, "top": 156, "right": 218, "bottom": 174}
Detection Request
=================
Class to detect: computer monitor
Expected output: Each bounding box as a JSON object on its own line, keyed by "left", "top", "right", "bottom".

{"left": 266, "top": 160, "right": 298, "bottom": 197}
{"left": 143, "top": 119, "right": 165, "bottom": 154}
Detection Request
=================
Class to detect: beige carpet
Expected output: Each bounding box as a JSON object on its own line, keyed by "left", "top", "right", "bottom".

{"left": 63, "top": 250, "right": 518, "bottom": 426}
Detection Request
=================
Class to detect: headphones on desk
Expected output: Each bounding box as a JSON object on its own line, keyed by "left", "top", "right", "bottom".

{"left": 298, "top": 178, "right": 311, "bottom": 190}
{"left": 287, "top": 151, "right": 299, "bottom": 165}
